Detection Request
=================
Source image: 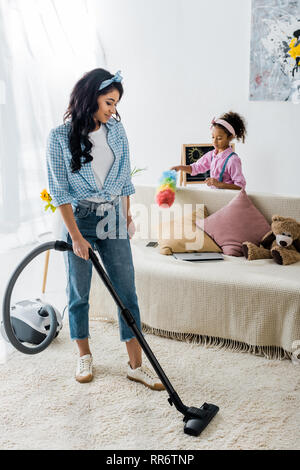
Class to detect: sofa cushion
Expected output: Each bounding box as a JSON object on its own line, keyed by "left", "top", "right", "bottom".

{"left": 196, "top": 189, "right": 271, "bottom": 256}
{"left": 158, "top": 206, "right": 222, "bottom": 255}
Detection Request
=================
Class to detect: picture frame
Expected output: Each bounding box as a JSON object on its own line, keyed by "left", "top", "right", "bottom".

{"left": 180, "top": 143, "right": 235, "bottom": 186}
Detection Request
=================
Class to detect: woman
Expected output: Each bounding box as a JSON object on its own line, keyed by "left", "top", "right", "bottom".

{"left": 46, "top": 68, "right": 164, "bottom": 390}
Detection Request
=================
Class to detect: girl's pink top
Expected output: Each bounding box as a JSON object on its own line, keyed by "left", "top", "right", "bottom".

{"left": 190, "top": 147, "right": 246, "bottom": 189}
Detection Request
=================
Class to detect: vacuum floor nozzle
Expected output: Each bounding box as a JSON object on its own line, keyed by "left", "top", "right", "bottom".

{"left": 183, "top": 403, "right": 219, "bottom": 436}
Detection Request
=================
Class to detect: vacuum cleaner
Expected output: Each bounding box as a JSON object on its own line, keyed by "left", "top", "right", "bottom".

{"left": 0, "top": 298, "right": 63, "bottom": 348}
{"left": 2, "top": 240, "right": 219, "bottom": 436}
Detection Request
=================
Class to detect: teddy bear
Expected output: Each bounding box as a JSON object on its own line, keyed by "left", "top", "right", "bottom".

{"left": 242, "top": 215, "right": 300, "bottom": 265}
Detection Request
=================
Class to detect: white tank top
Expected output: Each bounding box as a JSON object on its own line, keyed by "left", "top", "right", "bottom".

{"left": 84, "top": 124, "right": 115, "bottom": 202}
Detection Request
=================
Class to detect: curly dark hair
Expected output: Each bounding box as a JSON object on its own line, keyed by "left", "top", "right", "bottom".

{"left": 63, "top": 68, "right": 124, "bottom": 173}
{"left": 214, "top": 111, "right": 247, "bottom": 143}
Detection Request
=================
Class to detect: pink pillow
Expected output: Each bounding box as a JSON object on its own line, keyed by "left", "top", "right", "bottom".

{"left": 196, "top": 189, "right": 271, "bottom": 256}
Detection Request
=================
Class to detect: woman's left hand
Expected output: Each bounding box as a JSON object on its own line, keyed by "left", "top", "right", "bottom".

{"left": 127, "top": 215, "right": 136, "bottom": 239}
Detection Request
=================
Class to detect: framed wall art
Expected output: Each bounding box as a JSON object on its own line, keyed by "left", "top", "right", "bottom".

{"left": 249, "top": 0, "right": 300, "bottom": 102}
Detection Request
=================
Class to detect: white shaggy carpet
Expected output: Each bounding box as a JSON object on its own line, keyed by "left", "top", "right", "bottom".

{"left": 0, "top": 318, "right": 299, "bottom": 450}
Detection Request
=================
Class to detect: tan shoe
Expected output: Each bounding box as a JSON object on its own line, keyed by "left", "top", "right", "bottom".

{"left": 127, "top": 363, "right": 165, "bottom": 391}
{"left": 75, "top": 354, "right": 93, "bottom": 383}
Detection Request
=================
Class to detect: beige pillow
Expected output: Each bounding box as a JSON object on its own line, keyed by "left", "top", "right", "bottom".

{"left": 158, "top": 206, "right": 222, "bottom": 255}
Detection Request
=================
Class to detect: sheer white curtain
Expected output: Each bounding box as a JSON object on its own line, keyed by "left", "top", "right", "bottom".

{"left": 0, "top": 0, "right": 105, "bottom": 252}
{"left": 0, "top": 0, "right": 105, "bottom": 362}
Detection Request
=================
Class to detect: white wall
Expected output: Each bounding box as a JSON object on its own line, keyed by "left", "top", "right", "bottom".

{"left": 94, "top": 0, "right": 300, "bottom": 196}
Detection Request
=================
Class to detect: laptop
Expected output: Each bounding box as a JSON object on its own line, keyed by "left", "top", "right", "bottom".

{"left": 172, "top": 252, "right": 224, "bottom": 262}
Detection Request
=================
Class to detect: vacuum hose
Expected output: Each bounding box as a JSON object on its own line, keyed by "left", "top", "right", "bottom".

{"left": 2, "top": 241, "right": 59, "bottom": 354}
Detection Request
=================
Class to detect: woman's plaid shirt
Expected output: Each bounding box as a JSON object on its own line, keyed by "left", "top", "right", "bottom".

{"left": 46, "top": 119, "right": 135, "bottom": 207}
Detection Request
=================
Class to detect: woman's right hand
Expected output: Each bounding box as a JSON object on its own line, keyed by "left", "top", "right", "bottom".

{"left": 72, "top": 235, "right": 93, "bottom": 260}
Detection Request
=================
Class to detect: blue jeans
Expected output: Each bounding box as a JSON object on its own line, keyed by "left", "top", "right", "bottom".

{"left": 62, "top": 199, "right": 142, "bottom": 342}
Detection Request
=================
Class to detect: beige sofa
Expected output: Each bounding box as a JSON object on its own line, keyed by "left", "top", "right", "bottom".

{"left": 89, "top": 185, "right": 300, "bottom": 360}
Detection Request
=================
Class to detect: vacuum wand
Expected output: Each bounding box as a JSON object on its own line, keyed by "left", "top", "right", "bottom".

{"left": 55, "top": 240, "right": 219, "bottom": 436}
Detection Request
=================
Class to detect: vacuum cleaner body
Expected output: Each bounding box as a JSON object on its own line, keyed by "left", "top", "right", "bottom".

{"left": 1, "top": 299, "right": 62, "bottom": 345}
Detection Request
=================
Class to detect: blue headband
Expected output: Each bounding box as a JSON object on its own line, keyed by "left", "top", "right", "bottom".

{"left": 99, "top": 70, "right": 123, "bottom": 91}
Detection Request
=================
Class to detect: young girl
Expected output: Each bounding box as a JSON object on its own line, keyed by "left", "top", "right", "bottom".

{"left": 171, "top": 111, "right": 247, "bottom": 190}
{"left": 46, "top": 68, "right": 164, "bottom": 390}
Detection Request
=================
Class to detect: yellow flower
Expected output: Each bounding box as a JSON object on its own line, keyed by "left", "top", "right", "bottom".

{"left": 40, "top": 189, "right": 56, "bottom": 213}
{"left": 288, "top": 38, "right": 300, "bottom": 61}
{"left": 40, "top": 189, "right": 52, "bottom": 202}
